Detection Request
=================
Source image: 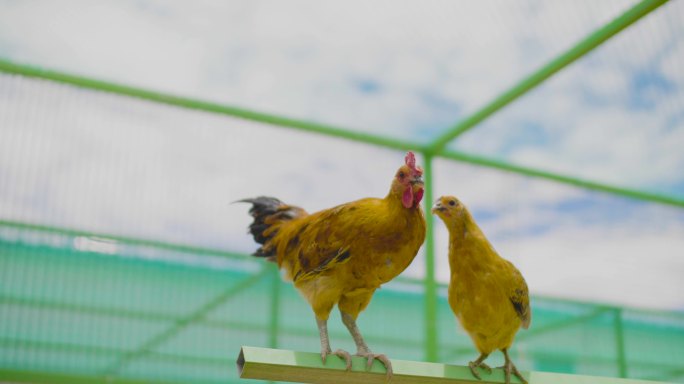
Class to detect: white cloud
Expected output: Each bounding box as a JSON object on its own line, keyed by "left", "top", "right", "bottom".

{"left": 661, "top": 39, "right": 684, "bottom": 85}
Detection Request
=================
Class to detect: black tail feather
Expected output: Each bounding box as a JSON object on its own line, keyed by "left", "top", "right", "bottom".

{"left": 237, "top": 196, "right": 284, "bottom": 244}
{"left": 237, "top": 196, "right": 303, "bottom": 258}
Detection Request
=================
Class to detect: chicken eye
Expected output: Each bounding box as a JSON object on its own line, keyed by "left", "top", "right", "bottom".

{"left": 398, "top": 171, "right": 405, "bottom": 179}
{"left": 449, "top": 200, "right": 456, "bottom": 206}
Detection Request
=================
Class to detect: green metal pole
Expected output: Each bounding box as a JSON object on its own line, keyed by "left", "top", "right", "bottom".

{"left": 614, "top": 308, "right": 628, "bottom": 378}
{"left": 267, "top": 264, "right": 281, "bottom": 384}
{"left": 439, "top": 150, "right": 684, "bottom": 208}
{"left": 0, "top": 58, "right": 426, "bottom": 153}
{"left": 429, "top": 0, "right": 669, "bottom": 153}
{"left": 268, "top": 264, "right": 281, "bottom": 349}
{"left": 0, "top": 338, "right": 231, "bottom": 367}
{"left": 422, "top": 154, "right": 439, "bottom": 362}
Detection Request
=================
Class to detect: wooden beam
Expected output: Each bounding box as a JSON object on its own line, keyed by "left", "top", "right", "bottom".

{"left": 237, "top": 346, "right": 664, "bottom": 384}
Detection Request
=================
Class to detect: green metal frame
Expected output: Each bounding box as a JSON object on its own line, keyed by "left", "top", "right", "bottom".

{"left": 422, "top": 155, "right": 438, "bottom": 362}
{"left": 614, "top": 309, "right": 628, "bottom": 379}
{"left": 0, "top": 0, "right": 678, "bottom": 380}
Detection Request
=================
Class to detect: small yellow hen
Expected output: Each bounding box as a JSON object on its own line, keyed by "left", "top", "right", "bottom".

{"left": 432, "top": 195, "right": 530, "bottom": 384}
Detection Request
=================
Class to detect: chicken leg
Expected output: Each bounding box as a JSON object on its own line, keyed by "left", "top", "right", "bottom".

{"left": 316, "top": 318, "right": 351, "bottom": 367}
{"left": 468, "top": 352, "right": 492, "bottom": 380}
{"left": 499, "top": 348, "right": 527, "bottom": 384}
{"left": 340, "top": 311, "right": 393, "bottom": 378}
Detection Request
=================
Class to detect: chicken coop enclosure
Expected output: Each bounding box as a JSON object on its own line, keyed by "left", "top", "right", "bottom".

{"left": 1, "top": 0, "right": 684, "bottom": 383}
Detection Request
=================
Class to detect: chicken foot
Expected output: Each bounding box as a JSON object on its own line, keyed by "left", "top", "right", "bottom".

{"left": 498, "top": 348, "right": 527, "bottom": 384}
{"left": 316, "top": 318, "right": 352, "bottom": 367}
{"left": 340, "top": 311, "right": 393, "bottom": 379}
{"left": 468, "top": 352, "right": 492, "bottom": 380}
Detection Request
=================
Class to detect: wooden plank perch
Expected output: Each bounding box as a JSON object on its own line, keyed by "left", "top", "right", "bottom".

{"left": 237, "top": 346, "right": 663, "bottom": 384}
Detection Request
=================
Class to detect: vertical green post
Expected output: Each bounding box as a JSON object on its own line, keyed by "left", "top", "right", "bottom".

{"left": 422, "top": 153, "right": 439, "bottom": 362}
{"left": 268, "top": 264, "right": 281, "bottom": 349}
{"left": 613, "top": 308, "right": 628, "bottom": 378}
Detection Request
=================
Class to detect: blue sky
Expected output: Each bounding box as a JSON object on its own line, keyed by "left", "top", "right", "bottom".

{"left": 1, "top": 0, "right": 683, "bottom": 311}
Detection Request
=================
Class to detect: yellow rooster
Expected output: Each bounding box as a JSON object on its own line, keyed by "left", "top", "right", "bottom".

{"left": 239, "top": 152, "right": 426, "bottom": 377}
{"left": 432, "top": 195, "right": 530, "bottom": 384}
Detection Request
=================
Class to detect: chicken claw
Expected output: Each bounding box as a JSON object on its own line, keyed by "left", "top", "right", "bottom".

{"left": 320, "top": 348, "right": 352, "bottom": 370}
{"left": 356, "top": 352, "right": 392, "bottom": 380}
{"left": 320, "top": 347, "right": 332, "bottom": 364}
{"left": 468, "top": 360, "right": 492, "bottom": 380}
{"left": 333, "top": 349, "right": 352, "bottom": 371}
{"left": 498, "top": 360, "right": 527, "bottom": 384}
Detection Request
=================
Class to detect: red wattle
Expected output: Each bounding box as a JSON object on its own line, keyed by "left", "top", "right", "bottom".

{"left": 402, "top": 187, "right": 413, "bottom": 209}
{"left": 414, "top": 188, "right": 424, "bottom": 207}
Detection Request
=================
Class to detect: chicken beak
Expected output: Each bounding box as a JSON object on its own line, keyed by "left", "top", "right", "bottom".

{"left": 410, "top": 175, "right": 424, "bottom": 186}
{"left": 431, "top": 201, "right": 444, "bottom": 214}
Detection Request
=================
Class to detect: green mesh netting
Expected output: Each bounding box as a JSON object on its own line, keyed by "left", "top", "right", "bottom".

{"left": 1, "top": 225, "right": 683, "bottom": 383}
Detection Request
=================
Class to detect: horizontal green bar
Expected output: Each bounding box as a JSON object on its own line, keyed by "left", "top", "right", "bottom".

{"left": 0, "top": 337, "right": 229, "bottom": 367}
{"left": 0, "top": 219, "right": 249, "bottom": 260}
{"left": 0, "top": 59, "right": 425, "bottom": 153}
{"left": 0, "top": 369, "right": 192, "bottom": 384}
{"left": 429, "top": 0, "right": 669, "bottom": 152}
{"left": 237, "top": 346, "right": 667, "bottom": 384}
{"left": 0, "top": 295, "right": 178, "bottom": 323}
{"left": 440, "top": 150, "right": 684, "bottom": 208}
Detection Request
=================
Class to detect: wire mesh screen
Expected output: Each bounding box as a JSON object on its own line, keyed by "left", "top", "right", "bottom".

{"left": 1, "top": 72, "right": 683, "bottom": 384}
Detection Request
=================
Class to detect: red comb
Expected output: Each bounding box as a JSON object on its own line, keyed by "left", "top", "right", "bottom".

{"left": 405, "top": 151, "right": 418, "bottom": 172}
